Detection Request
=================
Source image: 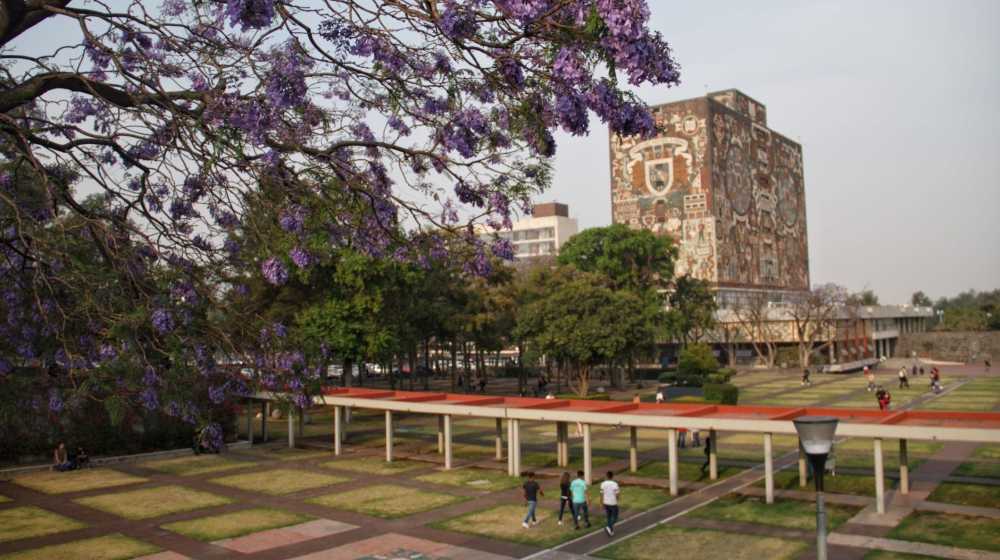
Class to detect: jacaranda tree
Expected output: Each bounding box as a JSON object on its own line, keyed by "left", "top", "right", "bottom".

{"left": 0, "top": 1, "right": 680, "bottom": 450}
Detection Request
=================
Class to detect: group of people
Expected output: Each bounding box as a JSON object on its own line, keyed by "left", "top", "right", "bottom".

{"left": 521, "top": 470, "right": 622, "bottom": 536}
{"left": 51, "top": 442, "right": 89, "bottom": 471}
{"left": 866, "top": 363, "right": 946, "bottom": 409}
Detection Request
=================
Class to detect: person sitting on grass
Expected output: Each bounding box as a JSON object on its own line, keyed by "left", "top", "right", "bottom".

{"left": 75, "top": 447, "right": 90, "bottom": 469}
{"left": 521, "top": 471, "right": 543, "bottom": 529}
{"left": 52, "top": 442, "right": 73, "bottom": 471}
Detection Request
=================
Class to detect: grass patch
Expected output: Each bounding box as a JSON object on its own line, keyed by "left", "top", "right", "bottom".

{"left": 595, "top": 524, "right": 806, "bottom": 560}
{"left": 162, "top": 507, "right": 311, "bottom": 541}
{"left": 416, "top": 468, "right": 521, "bottom": 492}
{"left": 0, "top": 506, "right": 86, "bottom": 543}
{"left": 210, "top": 468, "right": 349, "bottom": 495}
{"left": 862, "top": 551, "right": 947, "bottom": 559}
{"left": 972, "top": 444, "right": 1000, "bottom": 461}
{"left": 12, "top": 469, "right": 147, "bottom": 495}
{"left": 0, "top": 495, "right": 9, "bottom": 503}
{"left": 521, "top": 452, "right": 617, "bottom": 470}
{"left": 308, "top": 484, "right": 465, "bottom": 519}
{"left": 0, "top": 534, "right": 159, "bottom": 560}
{"left": 764, "top": 470, "right": 878, "bottom": 496}
{"left": 954, "top": 461, "right": 1000, "bottom": 479}
{"left": 889, "top": 511, "right": 1000, "bottom": 552}
{"left": 635, "top": 460, "right": 744, "bottom": 481}
{"left": 615, "top": 485, "right": 672, "bottom": 511}
{"left": 239, "top": 447, "right": 333, "bottom": 461}
{"left": 927, "top": 482, "right": 1000, "bottom": 508}
{"left": 431, "top": 502, "right": 601, "bottom": 548}
{"left": 75, "top": 485, "right": 231, "bottom": 520}
{"left": 321, "top": 456, "right": 426, "bottom": 475}
{"left": 143, "top": 454, "right": 253, "bottom": 476}
{"left": 690, "top": 494, "right": 860, "bottom": 531}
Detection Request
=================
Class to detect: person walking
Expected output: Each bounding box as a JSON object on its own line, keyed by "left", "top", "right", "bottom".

{"left": 632, "top": 393, "right": 641, "bottom": 404}
{"left": 557, "top": 472, "right": 573, "bottom": 526}
{"left": 878, "top": 389, "right": 892, "bottom": 411}
{"left": 521, "top": 472, "right": 543, "bottom": 528}
{"left": 865, "top": 367, "right": 876, "bottom": 392}
{"left": 677, "top": 428, "right": 687, "bottom": 449}
{"left": 898, "top": 367, "right": 910, "bottom": 389}
{"left": 600, "top": 471, "right": 620, "bottom": 536}
{"left": 691, "top": 428, "right": 702, "bottom": 448}
{"left": 801, "top": 368, "right": 812, "bottom": 386}
{"left": 655, "top": 389, "right": 664, "bottom": 404}
{"left": 700, "top": 435, "right": 712, "bottom": 475}
{"left": 570, "top": 470, "right": 591, "bottom": 529}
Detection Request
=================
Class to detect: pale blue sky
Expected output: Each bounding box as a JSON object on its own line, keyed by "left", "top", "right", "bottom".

{"left": 547, "top": 0, "right": 1000, "bottom": 304}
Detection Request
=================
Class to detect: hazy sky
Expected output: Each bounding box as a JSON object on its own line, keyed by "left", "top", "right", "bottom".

{"left": 546, "top": 0, "right": 1000, "bottom": 304}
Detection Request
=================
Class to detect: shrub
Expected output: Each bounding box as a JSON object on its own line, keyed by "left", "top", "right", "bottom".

{"left": 704, "top": 383, "right": 739, "bottom": 405}
{"left": 657, "top": 372, "right": 704, "bottom": 387}
{"left": 555, "top": 393, "right": 611, "bottom": 401}
{"left": 678, "top": 343, "right": 719, "bottom": 378}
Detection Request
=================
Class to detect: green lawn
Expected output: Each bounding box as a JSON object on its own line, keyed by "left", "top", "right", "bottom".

{"left": 75, "top": 485, "right": 231, "bottom": 520}
{"left": 765, "top": 470, "right": 878, "bottom": 496}
{"left": 142, "top": 454, "right": 254, "bottom": 476}
{"left": 431, "top": 501, "right": 602, "bottom": 548}
{"left": 0, "top": 534, "right": 159, "bottom": 560}
{"left": 0, "top": 506, "right": 86, "bottom": 543}
{"left": 321, "top": 456, "right": 427, "bottom": 475}
{"left": 308, "top": 484, "right": 465, "bottom": 519}
{"left": 209, "top": 468, "right": 349, "bottom": 495}
{"left": 12, "top": 469, "right": 147, "bottom": 495}
{"left": 596, "top": 524, "right": 807, "bottom": 560}
{"left": 862, "top": 551, "right": 946, "bottom": 560}
{"left": 889, "top": 511, "right": 1000, "bottom": 552}
{"left": 162, "top": 508, "right": 311, "bottom": 541}
{"left": 634, "top": 460, "right": 744, "bottom": 481}
{"left": 689, "top": 494, "right": 860, "bottom": 531}
{"left": 416, "top": 468, "right": 521, "bottom": 492}
{"left": 954, "top": 461, "right": 1000, "bottom": 479}
{"left": 926, "top": 482, "right": 1000, "bottom": 509}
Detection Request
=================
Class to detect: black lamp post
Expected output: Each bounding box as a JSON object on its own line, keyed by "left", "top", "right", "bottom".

{"left": 793, "top": 416, "right": 839, "bottom": 560}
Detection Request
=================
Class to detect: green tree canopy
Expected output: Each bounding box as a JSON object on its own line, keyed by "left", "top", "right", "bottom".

{"left": 556, "top": 224, "right": 677, "bottom": 293}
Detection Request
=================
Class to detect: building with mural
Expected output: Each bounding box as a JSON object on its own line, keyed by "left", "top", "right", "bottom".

{"left": 609, "top": 89, "right": 809, "bottom": 308}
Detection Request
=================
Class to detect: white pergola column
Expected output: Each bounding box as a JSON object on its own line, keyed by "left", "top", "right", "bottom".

{"left": 874, "top": 438, "right": 885, "bottom": 514}
{"left": 555, "top": 422, "right": 565, "bottom": 466}
{"left": 385, "top": 410, "right": 394, "bottom": 463}
{"left": 287, "top": 407, "right": 295, "bottom": 448}
{"left": 333, "top": 405, "right": 342, "bottom": 456}
{"left": 495, "top": 418, "right": 503, "bottom": 461}
{"left": 583, "top": 423, "right": 593, "bottom": 484}
{"left": 899, "top": 439, "right": 909, "bottom": 494}
{"left": 709, "top": 429, "right": 718, "bottom": 481}
{"left": 798, "top": 441, "right": 808, "bottom": 488}
{"left": 629, "top": 427, "right": 639, "bottom": 473}
{"left": 443, "top": 414, "right": 453, "bottom": 470}
{"left": 437, "top": 415, "right": 445, "bottom": 454}
{"left": 667, "top": 428, "right": 678, "bottom": 496}
{"left": 764, "top": 433, "right": 774, "bottom": 504}
{"left": 514, "top": 419, "right": 521, "bottom": 476}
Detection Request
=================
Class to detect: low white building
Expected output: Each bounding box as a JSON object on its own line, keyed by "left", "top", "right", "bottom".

{"left": 479, "top": 202, "right": 579, "bottom": 261}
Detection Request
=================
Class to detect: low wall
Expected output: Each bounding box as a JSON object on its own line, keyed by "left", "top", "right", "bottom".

{"left": 896, "top": 331, "right": 999, "bottom": 363}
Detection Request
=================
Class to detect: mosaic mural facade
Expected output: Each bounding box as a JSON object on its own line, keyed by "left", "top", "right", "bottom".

{"left": 609, "top": 89, "right": 809, "bottom": 293}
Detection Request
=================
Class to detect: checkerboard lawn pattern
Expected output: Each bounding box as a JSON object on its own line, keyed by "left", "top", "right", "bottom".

{"left": 142, "top": 454, "right": 253, "bottom": 476}
{"left": 12, "top": 468, "right": 147, "bottom": 494}
{"left": 689, "top": 494, "right": 861, "bottom": 531}
{"left": 918, "top": 378, "right": 1000, "bottom": 412}
{"left": 596, "top": 524, "right": 807, "bottom": 560}
{"left": 210, "top": 468, "right": 349, "bottom": 495}
{"left": 889, "top": 511, "right": 1000, "bottom": 553}
{"left": 635, "top": 460, "right": 744, "bottom": 481}
{"left": 0, "top": 534, "right": 159, "bottom": 560}
{"left": 760, "top": 470, "right": 879, "bottom": 497}
{"left": 0, "top": 506, "right": 86, "bottom": 543}
{"left": 308, "top": 484, "right": 465, "bottom": 519}
{"left": 75, "top": 485, "right": 231, "bottom": 520}
{"left": 321, "top": 456, "right": 427, "bottom": 476}
{"left": 416, "top": 468, "right": 521, "bottom": 492}
{"left": 162, "top": 507, "right": 312, "bottom": 542}
{"left": 927, "top": 482, "right": 1000, "bottom": 509}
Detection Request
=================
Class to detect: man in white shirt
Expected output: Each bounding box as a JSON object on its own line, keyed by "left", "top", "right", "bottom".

{"left": 599, "top": 471, "right": 621, "bottom": 536}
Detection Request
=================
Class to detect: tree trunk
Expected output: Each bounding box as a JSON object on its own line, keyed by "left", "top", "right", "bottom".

{"left": 343, "top": 358, "right": 353, "bottom": 388}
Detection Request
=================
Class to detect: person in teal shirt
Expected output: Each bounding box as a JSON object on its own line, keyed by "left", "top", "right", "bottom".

{"left": 569, "top": 470, "right": 591, "bottom": 529}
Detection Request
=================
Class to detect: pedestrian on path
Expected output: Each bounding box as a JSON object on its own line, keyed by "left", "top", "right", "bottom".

{"left": 898, "top": 367, "right": 910, "bottom": 389}
{"left": 865, "top": 366, "right": 876, "bottom": 392}
{"left": 677, "top": 428, "right": 687, "bottom": 448}
{"left": 600, "top": 471, "right": 620, "bottom": 536}
{"left": 700, "top": 435, "right": 712, "bottom": 475}
{"left": 691, "top": 428, "right": 701, "bottom": 448}
{"left": 558, "top": 472, "right": 573, "bottom": 526}
{"left": 570, "top": 470, "right": 591, "bottom": 529}
{"left": 801, "top": 368, "right": 812, "bottom": 386}
{"left": 521, "top": 472, "right": 543, "bottom": 528}
{"left": 655, "top": 389, "right": 664, "bottom": 404}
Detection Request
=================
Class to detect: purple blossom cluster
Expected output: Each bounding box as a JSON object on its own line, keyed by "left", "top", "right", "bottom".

{"left": 261, "top": 257, "right": 289, "bottom": 286}
{"left": 151, "top": 308, "right": 174, "bottom": 334}
{"left": 224, "top": 0, "right": 277, "bottom": 30}
{"left": 289, "top": 246, "right": 312, "bottom": 269}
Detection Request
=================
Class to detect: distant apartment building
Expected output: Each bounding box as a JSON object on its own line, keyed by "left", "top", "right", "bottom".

{"left": 480, "top": 202, "right": 579, "bottom": 261}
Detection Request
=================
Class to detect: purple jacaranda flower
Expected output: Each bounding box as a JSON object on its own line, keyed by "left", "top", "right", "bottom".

{"left": 289, "top": 246, "right": 312, "bottom": 269}
{"left": 261, "top": 257, "right": 289, "bottom": 285}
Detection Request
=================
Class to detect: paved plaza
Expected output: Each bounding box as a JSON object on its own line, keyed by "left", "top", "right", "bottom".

{"left": 2, "top": 362, "right": 999, "bottom": 560}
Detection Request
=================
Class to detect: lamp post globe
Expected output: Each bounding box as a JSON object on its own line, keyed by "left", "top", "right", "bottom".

{"left": 793, "top": 416, "right": 839, "bottom": 560}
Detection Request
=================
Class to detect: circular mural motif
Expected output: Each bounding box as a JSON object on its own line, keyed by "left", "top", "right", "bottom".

{"left": 724, "top": 145, "right": 752, "bottom": 215}
{"left": 776, "top": 170, "right": 799, "bottom": 226}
